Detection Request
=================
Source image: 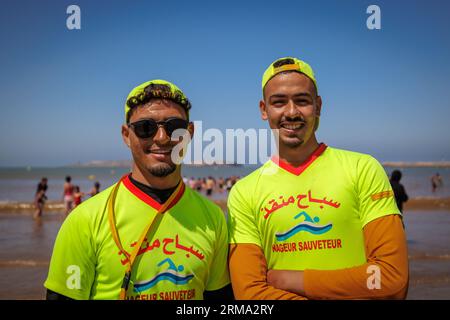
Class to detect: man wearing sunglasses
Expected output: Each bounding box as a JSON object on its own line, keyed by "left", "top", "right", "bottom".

{"left": 45, "top": 80, "right": 232, "bottom": 300}
{"left": 227, "top": 57, "right": 409, "bottom": 299}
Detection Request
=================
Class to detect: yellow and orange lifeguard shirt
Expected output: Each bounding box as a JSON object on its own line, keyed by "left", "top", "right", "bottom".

{"left": 45, "top": 175, "right": 230, "bottom": 300}
{"left": 228, "top": 144, "right": 401, "bottom": 270}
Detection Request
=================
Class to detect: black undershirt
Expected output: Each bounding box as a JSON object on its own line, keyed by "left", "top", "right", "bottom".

{"left": 128, "top": 174, "right": 178, "bottom": 204}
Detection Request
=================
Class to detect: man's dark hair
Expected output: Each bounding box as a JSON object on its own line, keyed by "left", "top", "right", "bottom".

{"left": 65, "top": 176, "right": 71, "bottom": 183}
{"left": 126, "top": 83, "right": 191, "bottom": 123}
{"left": 273, "top": 58, "right": 296, "bottom": 68}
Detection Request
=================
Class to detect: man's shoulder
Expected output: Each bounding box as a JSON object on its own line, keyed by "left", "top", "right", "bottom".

{"left": 325, "top": 146, "right": 382, "bottom": 169}
{"left": 67, "top": 183, "right": 116, "bottom": 221}
{"left": 226, "top": 163, "right": 273, "bottom": 208}
{"left": 184, "top": 187, "right": 225, "bottom": 219}
{"left": 326, "top": 146, "right": 374, "bottom": 161}
{"left": 232, "top": 161, "right": 272, "bottom": 190}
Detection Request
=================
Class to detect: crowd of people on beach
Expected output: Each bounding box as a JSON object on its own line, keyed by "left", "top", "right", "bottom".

{"left": 62, "top": 176, "right": 101, "bottom": 216}
{"left": 33, "top": 176, "right": 101, "bottom": 219}
{"left": 33, "top": 170, "right": 445, "bottom": 220}
{"left": 184, "top": 176, "right": 240, "bottom": 197}
{"left": 33, "top": 175, "right": 240, "bottom": 219}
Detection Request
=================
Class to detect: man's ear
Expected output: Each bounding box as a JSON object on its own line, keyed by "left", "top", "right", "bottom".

{"left": 188, "top": 121, "right": 195, "bottom": 139}
{"left": 121, "top": 124, "right": 131, "bottom": 148}
{"left": 315, "top": 95, "right": 322, "bottom": 117}
{"left": 259, "top": 100, "right": 268, "bottom": 121}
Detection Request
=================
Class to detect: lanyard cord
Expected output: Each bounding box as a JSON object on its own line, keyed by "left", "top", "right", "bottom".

{"left": 107, "top": 175, "right": 184, "bottom": 300}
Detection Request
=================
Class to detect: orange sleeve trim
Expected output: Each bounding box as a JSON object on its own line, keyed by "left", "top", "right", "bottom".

{"left": 229, "top": 243, "right": 307, "bottom": 300}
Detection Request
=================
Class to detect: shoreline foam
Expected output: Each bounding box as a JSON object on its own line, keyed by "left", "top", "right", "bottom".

{"left": 1, "top": 197, "right": 449, "bottom": 214}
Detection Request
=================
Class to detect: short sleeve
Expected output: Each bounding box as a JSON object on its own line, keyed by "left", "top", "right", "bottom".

{"left": 205, "top": 208, "right": 231, "bottom": 291}
{"left": 44, "top": 209, "right": 96, "bottom": 299}
{"left": 357, "top": 156, "right": 401, "bottom": 227}
{"left": 227, "top": 182, "right": 261, "bottom": 246}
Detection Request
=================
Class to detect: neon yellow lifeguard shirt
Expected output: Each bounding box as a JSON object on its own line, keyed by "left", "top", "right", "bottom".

{"left": 45, "top": 175, "right": 230, "bottom": 300}
{"left": 228, "top": 144, "right": 400, "bottom": 270}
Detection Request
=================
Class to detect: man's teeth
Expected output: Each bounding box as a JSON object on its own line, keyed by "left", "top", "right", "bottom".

{"left": 282, "top": 123, "right": 304, "bottom": 130}
{"left": 151, "top": 150, "right": 171, "bottom": 154}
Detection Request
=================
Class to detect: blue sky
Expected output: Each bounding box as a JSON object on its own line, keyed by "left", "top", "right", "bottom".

{"left": 0, "top": 0, "right": 449, "bottom": 166}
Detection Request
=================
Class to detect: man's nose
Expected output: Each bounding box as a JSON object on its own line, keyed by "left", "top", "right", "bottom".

{"left": 285, "top": 100, "right": 301, "bottom": 118}
{"left": 153, "top": 125, "right": 170, "bottom": 145}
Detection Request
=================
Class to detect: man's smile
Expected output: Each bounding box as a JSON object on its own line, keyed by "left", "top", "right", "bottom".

{"left": 279, "top": 121, "right": 306, "bottom": 134}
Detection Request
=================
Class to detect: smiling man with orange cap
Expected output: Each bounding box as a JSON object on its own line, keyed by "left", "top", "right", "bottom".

{"left": 227, "top": 57, "right": 409, "bottom": 300}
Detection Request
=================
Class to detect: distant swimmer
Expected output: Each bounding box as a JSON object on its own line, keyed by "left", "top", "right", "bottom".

{"left": 62, "top": 176, "right": 74, "bottom": 216}
{"left": 205, "top": 176, "right": 215, "bottom": 197}
{"left": 34, "top": 177, "right": 48, "bottom": 219}
{"left": 73, "top": 185, "right": 84, "bottom": 207}
{"left": 431, "top": 173, "right": 443, "bottom": 193}
{"left": 390, "top": 170, "right": 409, "bottom": 213}
{"left": 89, "top": 181, "right": 101, "bottom": 197}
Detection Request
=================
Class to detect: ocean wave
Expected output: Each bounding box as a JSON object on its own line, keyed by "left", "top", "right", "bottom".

{"left": 408, "top": 254, "right": 450, "bottom": 261}
{"left": 0, "top": 260, "right": 49, "bottom": 267}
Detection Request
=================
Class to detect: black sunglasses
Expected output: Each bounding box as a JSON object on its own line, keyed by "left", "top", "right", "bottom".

{"left": 128, "top": 117, "right": 189, "bottom": 139}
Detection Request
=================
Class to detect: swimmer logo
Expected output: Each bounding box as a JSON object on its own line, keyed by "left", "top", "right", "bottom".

{"left": 275, "top": 211, "right": 332, "bottom": 241}
{"left": 133, "top": 258, "right": 194, "bottom": 292}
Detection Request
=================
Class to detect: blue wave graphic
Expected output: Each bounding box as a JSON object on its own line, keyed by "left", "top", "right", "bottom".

{"left": 276, "top": 221, "right": 332, "bottom": 241}
{"left": 133, "top": 271, "right": 194, "bottom": 292}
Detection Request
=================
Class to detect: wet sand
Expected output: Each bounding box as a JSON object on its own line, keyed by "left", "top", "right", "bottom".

{"left": 0, "top": 209, "right": 449, "bottom": 300}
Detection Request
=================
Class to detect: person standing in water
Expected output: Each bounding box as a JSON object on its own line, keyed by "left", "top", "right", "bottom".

{"left": 73, "top": 186, "right": 84, "bottom": 207}
{"left": 34, "top": 177, "right": 48, "bottom": 219}
{"left": 89, "top": 181, "right": 101, "bottom": 197}
{"left": 431, "top": 173, "right": 443, "bottom": 193}
{"left": 390, "top": 170, "right": 408, "bottom": 213}
{"left": 62, "top": 176, "right": 74, "bottom": 216}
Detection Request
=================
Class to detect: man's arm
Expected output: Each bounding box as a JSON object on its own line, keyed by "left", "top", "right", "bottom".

{"left": 229, "top": 243, "right": 307, "bottom": 300}
{"left": 44, "top": 209, "right": 96, "bottom": 300}
{"left": 267, "top": 214, "right": 409, "bottom": 299}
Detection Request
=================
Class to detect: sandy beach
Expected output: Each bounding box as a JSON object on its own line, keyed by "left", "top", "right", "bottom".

{"left": 1, "top": 198, "right": 449, "bottom": 300}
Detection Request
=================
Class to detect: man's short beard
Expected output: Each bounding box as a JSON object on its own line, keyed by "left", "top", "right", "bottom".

{"left": 148, "top": 163, "right": 177, "bottom": 177}
{"left": 281, "top": 137, "right": 305, "bottom": 148}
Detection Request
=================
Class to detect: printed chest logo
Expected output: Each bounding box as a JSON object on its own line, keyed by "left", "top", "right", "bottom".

{"left": 120, "top": 235, "right": 203, "bottom": 300}
{"left": 260, "top": 190, "right": 340, "bottom": 219}
{"left": 118, "top": 234, "right": 205, "bottom": 266}
{"left": 264, "top": 191, "right": 344, "bottom": 253}
{"left": 275, "top": 211, "right": 333, "bottom": 241}
{"left": 133, "top": 258, "right": 194, "bottom": 292}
